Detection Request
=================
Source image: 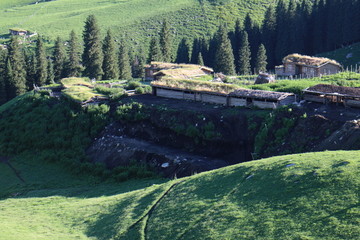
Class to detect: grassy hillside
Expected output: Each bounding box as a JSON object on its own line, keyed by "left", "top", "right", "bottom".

{"left": 1, "top": 151, "right": 359, "bottom": 239}
{"left": 318, "top": 42, "right": 360, "bottom": 68}
{"left": 0, "top": 0, "right": 274, "bottom": 45}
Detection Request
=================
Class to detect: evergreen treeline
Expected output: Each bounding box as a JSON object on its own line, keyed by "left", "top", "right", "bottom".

{"left": 175, "top": 0, "right": 360, "bottom": 73}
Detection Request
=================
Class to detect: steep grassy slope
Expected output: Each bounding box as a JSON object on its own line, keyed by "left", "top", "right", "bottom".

{"left": 0, "top": 0, "right": 274, "bottom": 44}
{"left": 1, "top": 151, "right": 359, "bottom": 239}
{"left": 318, "top": 42, "right": 360, "bottom": 68}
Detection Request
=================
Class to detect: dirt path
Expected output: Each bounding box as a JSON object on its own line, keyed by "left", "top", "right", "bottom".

{"left": 0, "top": 156, "right": 25, "bottom": 183}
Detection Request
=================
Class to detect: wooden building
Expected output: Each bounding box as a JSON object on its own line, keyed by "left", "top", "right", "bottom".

{"left": 229, "top": 89, "right": 296, "bottom": 109}
{"left": 145, "top": 62, "right": 214, "bottom": 81}
{"left": 151, "top": 83, "right": 296, "bottom": 109}
{"left": 276, "top": 54, "right": 342, "bottom": 77}
{"left": 303, "top": 84, "right": 360, "bottom": 108}
{"left": 9, "top": 28, "right": 28, "bottom": 36}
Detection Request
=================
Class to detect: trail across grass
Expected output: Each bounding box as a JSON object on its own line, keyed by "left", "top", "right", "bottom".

{"left": 1, "top": 151, "right": 359, "bottom": 239}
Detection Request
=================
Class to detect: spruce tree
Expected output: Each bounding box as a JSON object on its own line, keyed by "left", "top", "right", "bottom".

{"left": 35, "top": 36, "right": 48, "bottom": 86}
{"left": 83, "top": 15, "right": 103, "bottom": 80}
{"left": 102, "top": 29, "right": 119, "bottom": 80}
{"left": 147, "top": 37, "right": 162, "bottom": 63}
{"left": 262, "top": 5, "right": 277, "bottom": 68}
{"left": 67, "top": 30, "right": 82, "bottom": 77}
{"left": 190, "top": 38, "right": 200, "bottom": 64}
{"left": 47, "top": 59, "right": 55, "bottom": 84}
{"left": 6, "top": 36, "right": 26, "bottom": 99}
{"left": 255, "top": 44, "right": 267, "bottom": 74}
{"left": 0, "top": 50, "right": 7, "bottom": 104}
{"left": 176, "top": 38, "right": 190, "bottom": 63}
{"left": 238, "top": 31, "right": 251, "bottom": 75}
{"left": 118, "top": 41, "right": 132, "bottom": 80}
{"left": 132, "top": 54, "right": 145, "bottom": 79}
{"left": 233, "top": 19, "right": 243, "bottom": 72}
{"left": 197, "top": 52, "right": 204, "bottom": 66}
{"left": 25, "top": 53, "right": 37, "bottom": 90}
{"left": 214, "top": 25, "right": 235, "bottom": 75}
{"left": 53, "top": 36, "right": 66, "bottom": 82}
{"left": 275, "top": 0, "right": 289, "bottom": 64}
{"left": 159, "top": 19, "right": 172, "bottom": 62}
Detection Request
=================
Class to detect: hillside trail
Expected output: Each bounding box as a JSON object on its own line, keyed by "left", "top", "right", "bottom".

{"left": 0, "top": 156, "right": 25, "bottom": 183}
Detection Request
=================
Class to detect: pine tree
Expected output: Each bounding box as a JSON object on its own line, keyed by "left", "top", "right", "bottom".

{"left": 102, "top": 29, "right": 119, "bottom": 80}
{"left": 176, "top": 38, "right": 190, "bottom": 63}
{"left": 148, "top": 37, "right": 162, "bottom": 63}
{"left": 159, "top": 19, "right": 172, "bottom": 62}
{"left": 132, "top": 54, "right": 145, "bottom": 79}
{"left": 25, "top": 53, "right": 37, "bottom": 90}
{"left": 6, "top": 36, "right": 26, "bottom": 99}
{"left": 238, "top": 31, "right": 251, "bottom": 75}
{"left": 53, "top": 36, "right": 66, "bottom": 82}
{"left": 262, "top": 5, "right": 277, "bottom": 68}
{"left": 197, "top": 52, "right": 204, "bottom": 66}
{"left": 118, "top": 41, "right": 132, "bottom": 80}
{"left": 215, "top": 25, "right": 235, "bottom": 75}
{"left": 255, "top": 44, "right": 267, "bottom": 74}
{"left": 275, "top": 0, "right": 289, "bottom": 64}
{"left": 35, "top": 36, "right": 48, "bottom": 86}
{"left": 82, "top": 15, "right": 103, "bottom": 80}
{"left": 232, "top": 19, "right": 243, "bottom": 72}
{"left": 47, "top": 59, "right": 55, "bottom": 84}
{"left": 190, "top": 38, "right": 200, "bottom": 64}
{"left": 0, "top": 50, "right": 7, "bottom": 104}
{"left": 67, "top": 30, "right": 82, "bottom": 77}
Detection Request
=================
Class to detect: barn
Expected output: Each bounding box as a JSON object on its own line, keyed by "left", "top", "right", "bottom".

{"left": 303, "top": 84, "right": 360, "bottom": 108}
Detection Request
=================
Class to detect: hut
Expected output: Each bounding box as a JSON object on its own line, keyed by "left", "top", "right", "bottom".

{"left": 151, "top": 79, "right": 296, "bottom": 109}
{"left": 229, "top": 89, "right": 296, "bottom": 109}
{"left": 144, "top": 62, "right": 214, "bottom": 81}
{"left": 275, "top": 54, "right": 342, "bottom": 77}
{"left": 303, "top": 84, "right": 360, "bottom": 108}
{"left": 9, "top": 28, "right": 28, "bottom": 36}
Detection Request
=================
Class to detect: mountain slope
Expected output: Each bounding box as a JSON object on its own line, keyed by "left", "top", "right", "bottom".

{"left": 1, "top": 151, "right": 359, "bottom": 239}
{"left": 318, "top": 42, "right": 360, "bottom": 68}
{"left": 0, "top": 0, "right": 274, "bottom": 44}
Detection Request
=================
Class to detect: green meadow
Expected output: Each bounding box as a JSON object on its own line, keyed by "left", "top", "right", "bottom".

{"left": 0, "top": 0, "right": 274, "bottom": 44}
{"left": 1, "top": 151, "right": 359, "bottom": 239}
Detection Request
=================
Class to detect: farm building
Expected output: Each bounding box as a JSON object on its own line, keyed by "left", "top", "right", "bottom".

{"left": 303, "top": 84, "right": 360, "bottom": 108}
{"left": 9, "top": 28, "right": 28, "bottom": 36}
{"left": 229, "top": 89, "right": 296, "bottom": 109}
{"left": 276, "top": 54, "right": 342, "bottom": 77}
{"left": 145, "top": 62, "right": 214, "bottom": 81}
{"left": 151, "top": 79, "right": 296, "bottom": 109}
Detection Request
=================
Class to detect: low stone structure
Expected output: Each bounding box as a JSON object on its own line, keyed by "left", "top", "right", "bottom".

{"left": 276, "top": 54, "right": 342, "bottom": 77}
{"left": 303, "top": 84, "right": 360, "bottom": 108}
{"left": 255, "top": 73, "right": 275, "bottom": 84}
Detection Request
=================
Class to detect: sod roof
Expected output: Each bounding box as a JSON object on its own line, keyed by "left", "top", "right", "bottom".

{"left": 305, "top": 84, "right": 360, "bottom": 97}
{"left": 283, "top": 54, "right": 341, "bottom": 67}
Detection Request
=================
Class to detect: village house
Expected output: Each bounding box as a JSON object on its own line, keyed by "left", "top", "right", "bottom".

{"left": 144, "top": 62, "right": 214, "bottom": 81}
{"left": 276, "top": 54, "right": 342, "bottom": 77}
{"left": 303, "top": 84, "right": 360, "bottom": 108}
{"left": 9, "top": 28, "right": 28, "bottom": 36}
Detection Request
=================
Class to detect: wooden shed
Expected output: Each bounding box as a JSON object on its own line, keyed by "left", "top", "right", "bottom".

{"left": 303, "top": 84, "right": 360, "bottom": 108}
{"left": 229, "top": 89, "right": 296, "bottom": 109}
{"left": 9, "top": 28, "right": 28, "bottom": 36}
{"left": 276, "top": 54, "right": 342, "bottom": 77}
{"left": 151, "top": 79, "right": 296, "bottom": 109}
